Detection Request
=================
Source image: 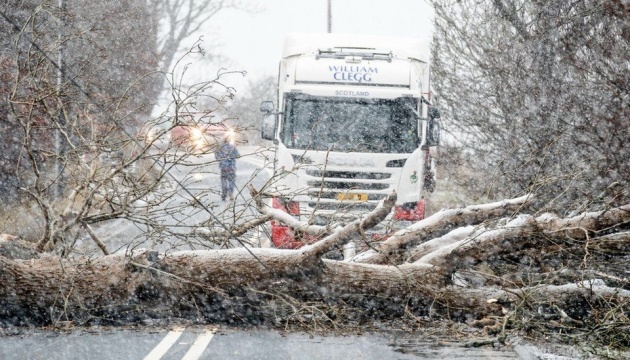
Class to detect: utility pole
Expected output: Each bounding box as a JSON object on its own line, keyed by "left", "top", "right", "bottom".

{"left": 327, "top": 0, "right": 332, "bottom": 33}
{"left": 54, "top": 0, "right": 66, "bottom": 198}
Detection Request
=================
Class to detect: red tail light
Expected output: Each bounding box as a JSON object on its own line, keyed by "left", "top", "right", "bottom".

{"left": 270, "top": 197, "right": 305, "bottom": 249}
{"left": 272, "top": 198, "right": 300, "bottom": 215}
{"left": 394, "top": 198, "right": 426, "bottom": 221}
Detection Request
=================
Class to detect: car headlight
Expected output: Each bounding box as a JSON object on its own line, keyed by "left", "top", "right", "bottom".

{"left": 225, "top": 128, "right": 236, "bottom": 143}
{"left": 190, "top": 127, "right": 203, "bottom": 140}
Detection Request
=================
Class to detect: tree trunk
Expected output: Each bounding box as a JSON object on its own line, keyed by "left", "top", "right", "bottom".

{"left": 1, "top": 200, "right": 629, "bottom": 343}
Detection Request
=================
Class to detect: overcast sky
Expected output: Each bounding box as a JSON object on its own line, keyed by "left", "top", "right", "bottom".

{"left": 201, "top": 0, "right": 435, "bottom": 87}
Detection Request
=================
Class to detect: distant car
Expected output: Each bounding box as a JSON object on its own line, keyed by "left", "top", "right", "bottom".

{"left": 170, "top": 123, "right": 246, "bottom": 153}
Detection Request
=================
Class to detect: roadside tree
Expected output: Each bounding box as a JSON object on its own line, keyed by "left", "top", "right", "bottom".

{"left": 429, "top": 0, "right": 630, "bottom": 214}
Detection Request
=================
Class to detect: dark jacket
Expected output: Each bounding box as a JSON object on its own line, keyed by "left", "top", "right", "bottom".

{"left": 215, "top": 142, "right": 239, "bottom": 171}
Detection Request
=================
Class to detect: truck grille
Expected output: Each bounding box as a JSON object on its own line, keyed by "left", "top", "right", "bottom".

{"left": 307, "top": 191, "right": 387, "bottom": 201}
{"left": 307, "top": 181, "right": 389, "bottom": 190}
{"left": 308, "top": 202, "right": 378, "bottom": 212}
{"left": 306, "top": 170, "right": 391, "bottom": 180}
{"left": 296, "top": 162, "right": 399, "bottom": 230}
{"left": 301, "top": 167, "right": 396, "bottom": 222}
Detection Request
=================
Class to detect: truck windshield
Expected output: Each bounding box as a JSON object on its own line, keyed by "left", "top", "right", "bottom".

{"left": 282, "top": 94, "right": 419, "bottom": 153}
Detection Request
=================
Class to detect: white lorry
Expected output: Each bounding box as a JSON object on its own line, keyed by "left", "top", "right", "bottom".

{"left": 260, "top": 33, "right": 441, "bottom": 250}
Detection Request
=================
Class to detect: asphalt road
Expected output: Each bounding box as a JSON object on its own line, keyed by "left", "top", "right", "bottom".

{"left": 0, "top": 326, "right": 531, "bottom": 360}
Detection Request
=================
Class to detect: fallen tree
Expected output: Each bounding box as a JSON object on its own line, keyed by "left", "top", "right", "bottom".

{"left": 1, "top": 193, "right": 629, "bottom": 354}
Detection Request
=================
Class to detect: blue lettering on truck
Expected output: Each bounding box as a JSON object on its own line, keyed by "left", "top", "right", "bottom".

{"left": 328, "top": 65, "right": 378, "bottom": 83}
{"left": 335, "top": 90, "right": 370, "bottom": 97}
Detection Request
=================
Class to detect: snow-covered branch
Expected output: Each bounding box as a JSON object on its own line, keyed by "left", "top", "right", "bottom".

{"left": 249, "top": 184, "right": 337, "bottom": 237}
{"left": 300, "top": 192, "right": 397, "bottom": 260}
{"left": 352, "top": 194, "right": 534, "bottom": 264}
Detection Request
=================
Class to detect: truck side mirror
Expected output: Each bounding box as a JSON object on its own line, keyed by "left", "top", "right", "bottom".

{"left": 260, "top": 101, "right": 274, "bottom": 114}
{"left": 426, "top": 120, "right": 441, "bottom": 147}
{"left": 429, "top": 107, "right": 441, "bottom": 120}
{"left": 260, "top": 101, "right": 276, "bottom": 141}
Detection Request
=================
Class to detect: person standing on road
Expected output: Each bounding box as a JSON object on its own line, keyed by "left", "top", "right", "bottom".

{"left": 215, "top": 135, "right": 240, "bottom": 201}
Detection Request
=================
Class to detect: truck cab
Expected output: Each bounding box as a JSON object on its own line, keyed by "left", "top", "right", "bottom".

{"left": 260, "top": 33, "right": 440, "bottom": 250}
